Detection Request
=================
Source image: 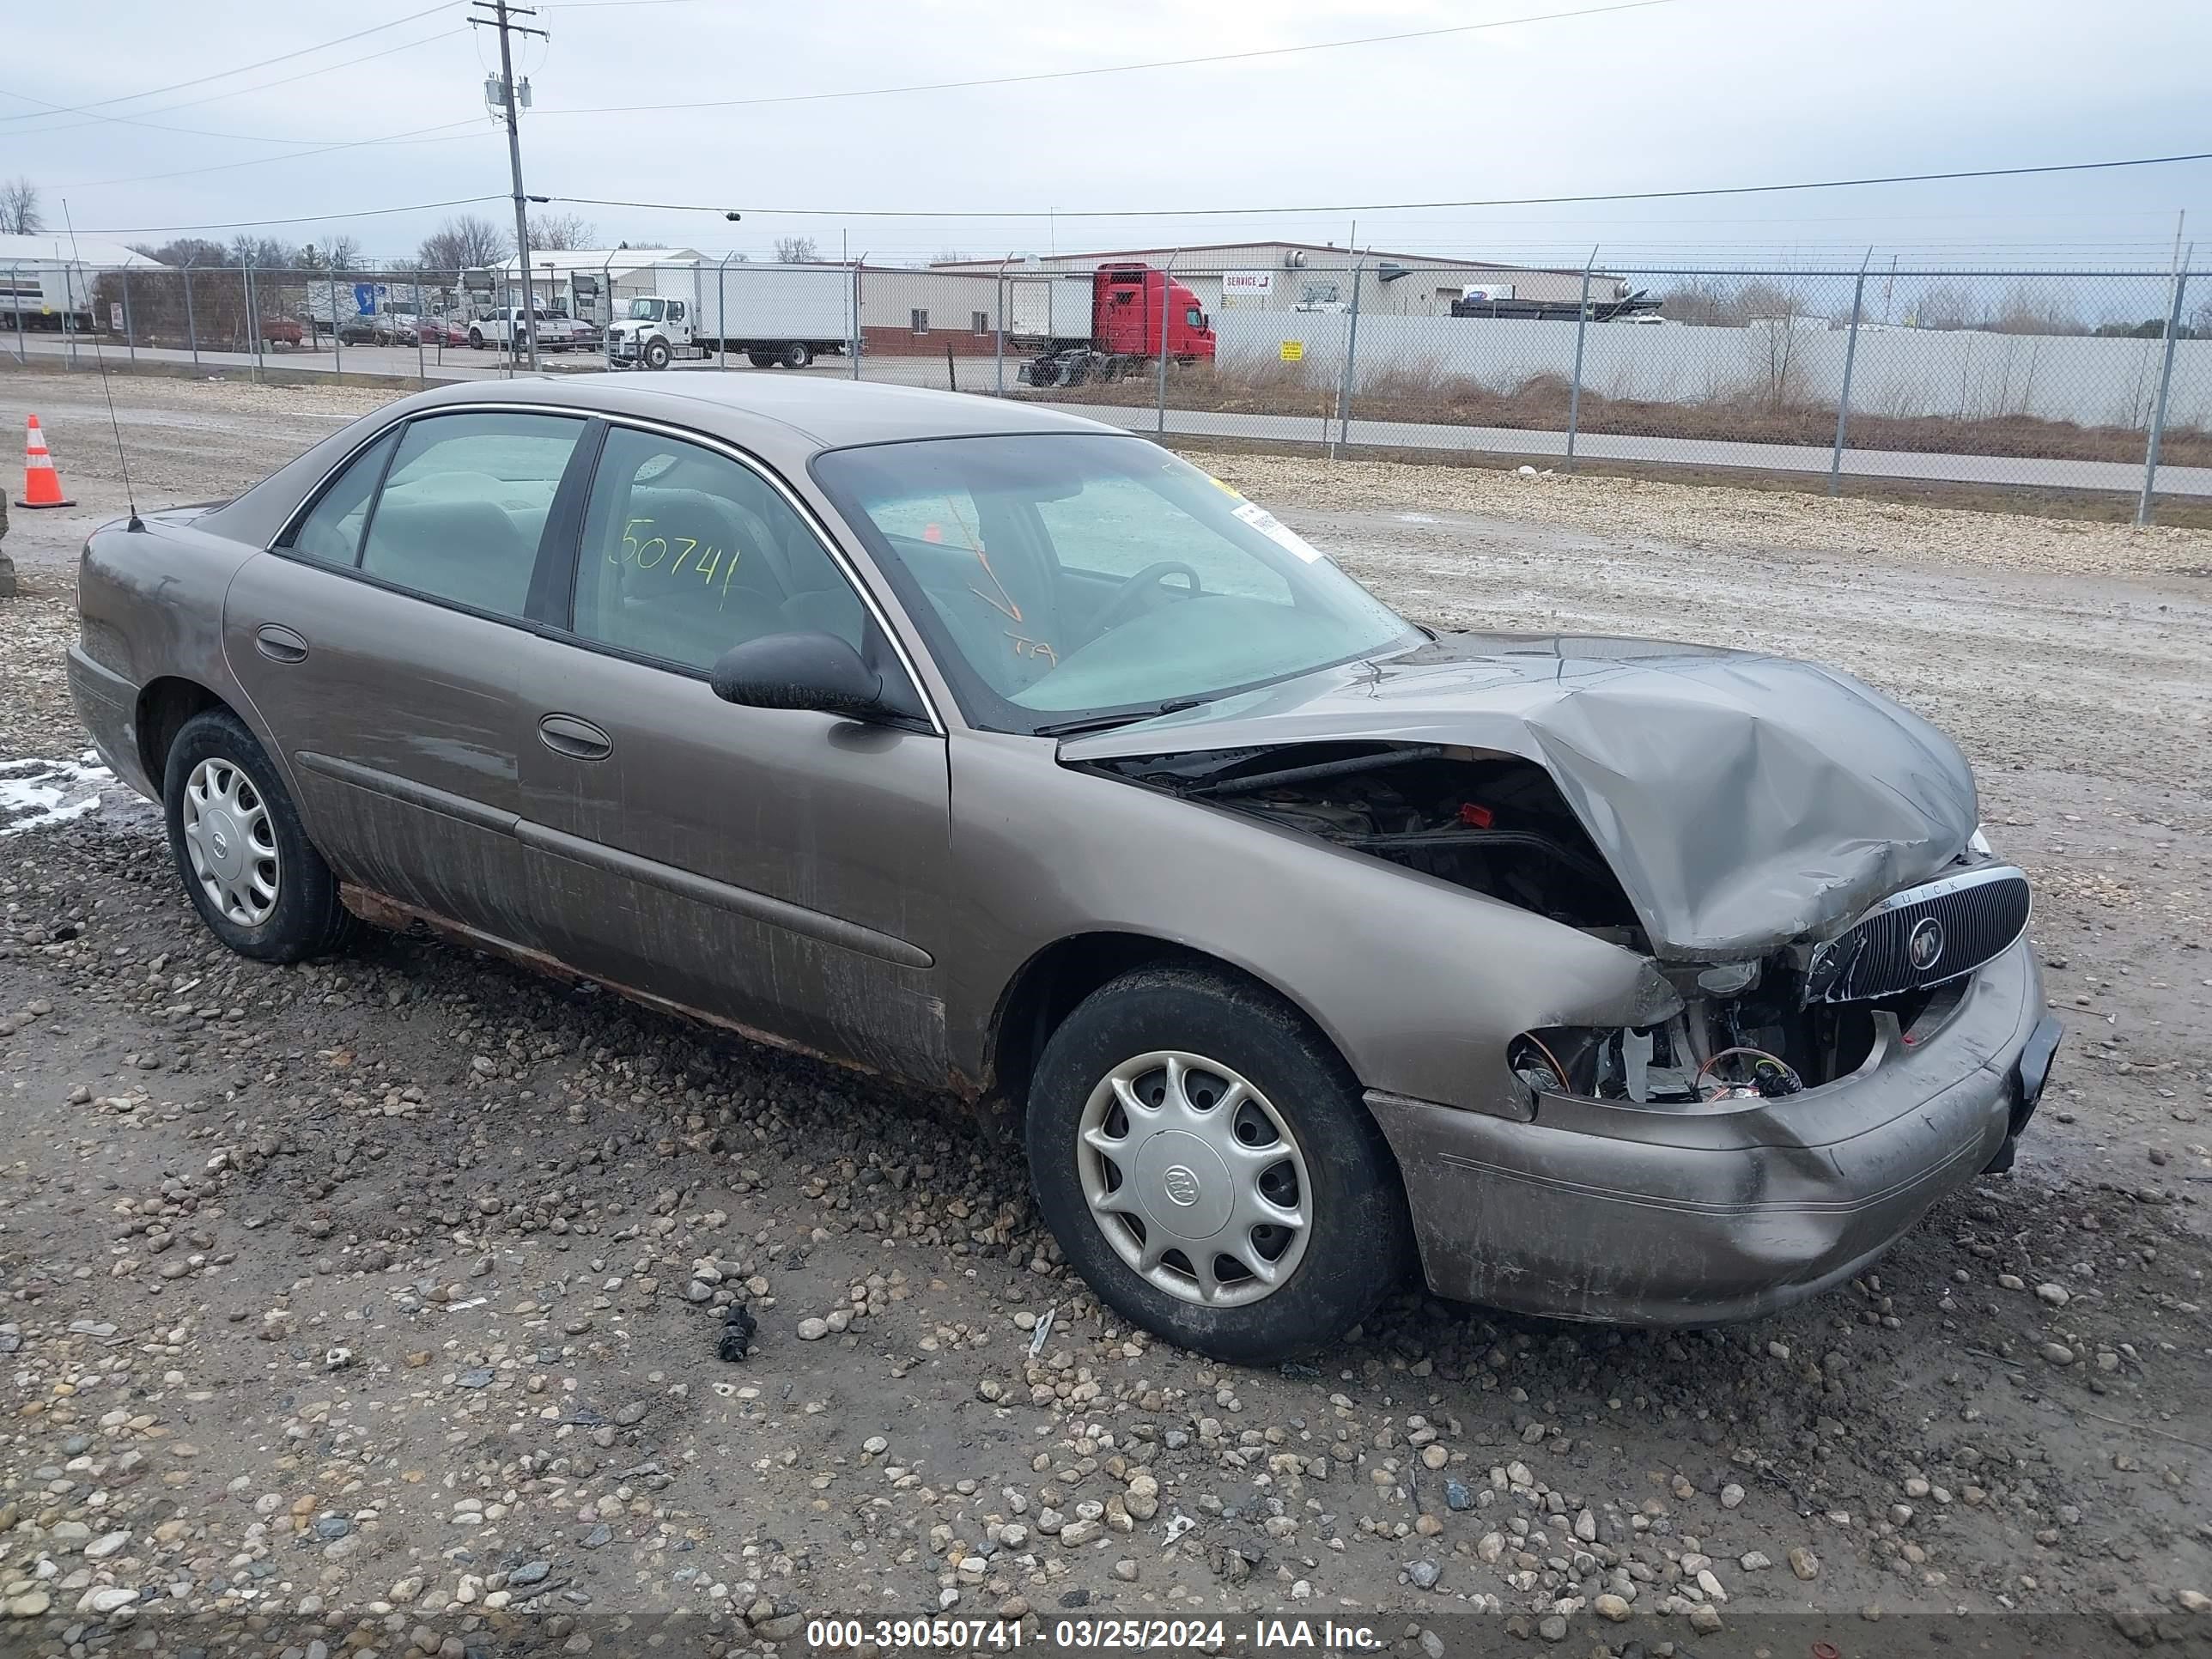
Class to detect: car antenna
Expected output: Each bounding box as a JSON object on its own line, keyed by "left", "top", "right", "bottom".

{"left": 61, "top": 198, "right": 143, "bottom": 532}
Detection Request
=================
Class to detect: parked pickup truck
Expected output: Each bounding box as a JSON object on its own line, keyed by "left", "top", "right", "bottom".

{"left": 260, "top": 317, "right": 304, "bottom": 349}
{"left": 466, "top": 307, "right": 584, "bottom": 353}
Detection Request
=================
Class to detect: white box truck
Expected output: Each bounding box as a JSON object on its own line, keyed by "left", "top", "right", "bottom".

{"left": 0, "top": 265, "right": 96, "bottom": 333}
{"left": 1006, "top": 274, "right": 1097, "bottom": 345}
{"left": 606, "top": 263, "right": 856, "bottom": 370}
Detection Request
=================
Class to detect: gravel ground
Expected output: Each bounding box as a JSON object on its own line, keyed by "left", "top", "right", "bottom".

{"left": 2, "top": 371, "right": 2211, "bottom": 1657}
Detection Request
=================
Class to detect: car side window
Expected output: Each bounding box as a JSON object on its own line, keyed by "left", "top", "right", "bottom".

{"left": 570, "top": 426, "right": 869, "bottom": 672}
{"left": 285, "top": 428, "right": 397, "bottom": 567}
{"left": 356, "top": 411, "right": 586, "bottom": 621}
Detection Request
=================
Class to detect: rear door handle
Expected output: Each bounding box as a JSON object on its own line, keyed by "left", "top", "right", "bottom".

{"left": 538, "top": 713, "right": 613, "bottom": 761}
{"left": 254, "top": 623, "right": 309, "bottom": 663}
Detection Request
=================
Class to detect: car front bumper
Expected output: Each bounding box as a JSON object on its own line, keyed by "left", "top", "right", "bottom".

{"left": 1365, "top": 939, "right": 2058, "bottom": 1325}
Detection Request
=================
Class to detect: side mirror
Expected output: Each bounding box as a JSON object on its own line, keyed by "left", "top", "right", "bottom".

{"left": 709, "top": 631, "right": 883, "bottom": 719}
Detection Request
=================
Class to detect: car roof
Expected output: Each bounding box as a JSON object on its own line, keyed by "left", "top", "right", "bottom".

{"left": 192, "top": 373, "right": 1140, "bottom": 552}
{"left": 400, "top": 372, "right": 1123, "bottom": 453}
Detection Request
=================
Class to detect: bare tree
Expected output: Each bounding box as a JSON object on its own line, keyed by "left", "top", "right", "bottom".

{"left": 1989, "top": 280, "right": 2084, "bottom": 336}
{"left": 0, "top": 176, "right": 40, "bottom": 236}
{"left": 773, "top": 234, "right": 821, "bottom": 264}
{"left": 227, "top": 234, "right": 300, "bottom": 269}
{"left": 529, "top": 212, "right": 597, "bottom": 251}
{"left": 1913, "top": 282, "right": 1973, "bottom": 331}
{"left": 416, "top": 214, "right": 511, "bottom": 274}
{"left": 1656, "top": 276, "right": 1735, "bottom": 325}
{"left": 137, "top": 236, "right": 228, "bottom": 268}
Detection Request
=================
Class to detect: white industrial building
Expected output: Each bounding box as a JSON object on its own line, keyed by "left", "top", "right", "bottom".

{"left": 932, "top": 241, "right": 1631, "bottom": 318}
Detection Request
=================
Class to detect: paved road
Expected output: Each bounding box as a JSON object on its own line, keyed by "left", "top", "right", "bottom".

{"left": 11, "top": 331, "right": 2203, "bottom": 497}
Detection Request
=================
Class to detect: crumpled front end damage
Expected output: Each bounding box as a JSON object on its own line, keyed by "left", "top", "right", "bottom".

{"left": 1065, "top": 631, "right": 2059, "bottom": 1321}
{"left": 1064, "top": 631, "right": 1981, "bottom": 962}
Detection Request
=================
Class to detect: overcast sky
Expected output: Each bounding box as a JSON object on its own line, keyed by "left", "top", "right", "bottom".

{"left": 7, "top": 0, "right": 2210, "bottom": 270}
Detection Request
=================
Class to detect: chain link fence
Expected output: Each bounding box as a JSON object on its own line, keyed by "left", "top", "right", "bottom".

{"left": 9, "top": 253, "right": 2204, "bottom": 517}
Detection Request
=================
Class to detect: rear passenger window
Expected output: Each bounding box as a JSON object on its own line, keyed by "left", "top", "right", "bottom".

{"left": 287, "top": 428, "right": 397, "bottom": 567}
{"left": 357, "top": 412, "right": 585, "bottom": 620}
{"left": 570, "top": 426, "right": 867, "bottom": 672}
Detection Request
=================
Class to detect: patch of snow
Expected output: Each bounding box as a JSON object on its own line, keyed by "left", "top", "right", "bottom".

{"left": 0, "top": 752, "right": 116, "bottom": 836}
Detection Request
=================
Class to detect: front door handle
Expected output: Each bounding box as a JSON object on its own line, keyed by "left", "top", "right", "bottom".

{"left": 538, "top": 713, "right": 613, "bottom": 761}
{"left": 254, "top": 623, "right": 309, "bottom": 663}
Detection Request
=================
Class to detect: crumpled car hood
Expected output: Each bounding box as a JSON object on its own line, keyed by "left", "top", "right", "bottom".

{"left": 1060, "top": 631, "right": 1978, "bottom": 962}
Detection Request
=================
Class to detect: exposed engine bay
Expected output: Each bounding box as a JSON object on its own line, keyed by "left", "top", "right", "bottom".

{"left": 1086, "top": 739, "right": 1979, "bottom": 1110}
{"left": 1087, "top": 740, "right": 1640, "bottom": 932}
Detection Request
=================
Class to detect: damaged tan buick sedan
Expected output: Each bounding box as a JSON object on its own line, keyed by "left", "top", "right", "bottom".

{"left": 69, "top": 376, "right": 2061, "bottom": 1362}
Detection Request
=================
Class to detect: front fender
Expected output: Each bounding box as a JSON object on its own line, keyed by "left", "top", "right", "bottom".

{"left": 945, "top": 732, "right": 1674, "bottom": 1114}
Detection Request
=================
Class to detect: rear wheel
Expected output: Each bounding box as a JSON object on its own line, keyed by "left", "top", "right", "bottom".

{"left": 780, "top": 340, "right": 812, "bottom": 369}
{"left": 1025, "top": 967, "right": 1411, "bottom": 1363}
{"left": 163, "top": 709, "right": 356, "bottom": 963}
{"left": 747, "top": 349, "right": 776, "bottom": 368}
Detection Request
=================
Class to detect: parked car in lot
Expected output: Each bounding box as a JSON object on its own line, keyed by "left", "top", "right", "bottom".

{"left": 411, "top": 317, "right": 470, "bottom": 349}
{"left": 259, "top": 316, "right": 303, "bottom": 349}
{"left": 65, "top": 378, "right": 2059, "bottom": 1362}
{"left": 337, "top": 316, "right": 417, "bottom": 347}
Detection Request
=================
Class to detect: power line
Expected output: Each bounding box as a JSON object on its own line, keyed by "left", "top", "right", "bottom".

{"left": 0, "top": 28, "right": 470, "bottom": 139}
{"left": 0, "top": 0, "right": 457, "bottom": 123}
{"left": 57, "top": 120, "right": 493, "bottom": 191}
{"left": 552, "top": 149, "right": 2212, "bottom": 222}
{"left": 76, "top": 194, "right": 507, "bottom": 237}
{"left": 532, "top": 0, "right": 1682, "bottom": 118}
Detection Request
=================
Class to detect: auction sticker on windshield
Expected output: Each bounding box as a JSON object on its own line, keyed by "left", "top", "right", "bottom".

{"left": 1230, "top": 497, "right": 1324, "bottom": 562}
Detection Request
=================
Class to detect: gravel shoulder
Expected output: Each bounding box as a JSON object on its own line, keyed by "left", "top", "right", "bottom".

{"left": 2, "top": 369, "right": 2209, "bottom": 1656}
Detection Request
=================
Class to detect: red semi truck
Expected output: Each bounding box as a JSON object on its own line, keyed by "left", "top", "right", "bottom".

{"left": 1016, "top": 263, "right": 1215, "bottom": 387}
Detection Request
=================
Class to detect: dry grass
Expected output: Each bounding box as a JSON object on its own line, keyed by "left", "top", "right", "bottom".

{"left": 1020, "top": 358, "right": 2211, "bottom": 469}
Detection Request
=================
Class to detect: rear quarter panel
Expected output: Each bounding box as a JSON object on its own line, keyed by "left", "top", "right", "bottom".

{"left": 72, "top": 516, "right": 277, "bottom": 799}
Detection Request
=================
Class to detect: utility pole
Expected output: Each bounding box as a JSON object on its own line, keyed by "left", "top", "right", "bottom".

{"left": 471, "top": 0, "right": 546, "bottom": 374}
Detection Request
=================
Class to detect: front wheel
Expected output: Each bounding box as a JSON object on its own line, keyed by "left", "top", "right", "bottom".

{"left": 163, "top": 709, "right": 356, "bottom": 963}
{"left": 643, "top": 338, "right": 673, "bottom": 370}
{"left": 1025, "top": 967, "right": 1411, "bottom": 1363}
{"left": 468, "top": 329, "right": 484, "bottom": 349}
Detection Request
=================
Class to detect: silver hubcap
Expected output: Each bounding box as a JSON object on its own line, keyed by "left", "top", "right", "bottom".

{"left": 181, "top": 757, "right": 280, "bottom": 927}
{"left": 1078, "top": 1051, "right": 1311, "bottom": 1309}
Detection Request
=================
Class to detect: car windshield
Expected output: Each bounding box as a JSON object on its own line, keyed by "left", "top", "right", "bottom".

{"left": 813, "top": 434, "right": 1421, "bottom": 733}
{"left": 627, "top": 299, "right": 664, "bottom": 321}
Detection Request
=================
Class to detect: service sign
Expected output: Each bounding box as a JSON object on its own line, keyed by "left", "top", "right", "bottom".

{"left": 1224, "top": 270, "right": 1274, "bottom": 301}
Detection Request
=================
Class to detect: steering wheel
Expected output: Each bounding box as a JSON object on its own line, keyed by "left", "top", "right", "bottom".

{"left": 1093, "top": 560, "right": 1204, "bottom": 635}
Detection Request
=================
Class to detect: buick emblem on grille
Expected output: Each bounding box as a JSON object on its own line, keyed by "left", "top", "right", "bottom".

{"left": 1907, "top": 916, "right": 1947, "bottom": 971}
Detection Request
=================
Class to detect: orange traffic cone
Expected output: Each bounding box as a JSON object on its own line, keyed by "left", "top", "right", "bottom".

{"left": 17, "top": 414, "right": 76, "bottom": 509}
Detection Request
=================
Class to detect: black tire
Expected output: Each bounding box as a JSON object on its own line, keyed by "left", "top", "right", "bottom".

{"left": 747, "top": 350, "right": 776, "bottom": 368}
{"left": 780, "top": 340, "right": 811, "bottom": 369}
{"left": 643, "top": 338, "right": 673, "bottom": 370}
{"left": 162, "top": 709, "right": 356, "bottom": 964}
{"left": 468, "top": 329, "right": 485, "bottom": 349}
{"left": 1025, "top": 966, "right": 1412, "bottom": 1364}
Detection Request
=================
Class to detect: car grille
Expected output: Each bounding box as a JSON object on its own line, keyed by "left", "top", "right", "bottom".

{"left": 1804, "top": 865, "right": 2031, "bottom": 1005}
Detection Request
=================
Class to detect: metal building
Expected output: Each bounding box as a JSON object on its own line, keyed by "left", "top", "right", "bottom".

{"left": 929, "top": 242, "right": 1631, "bottom": 317}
